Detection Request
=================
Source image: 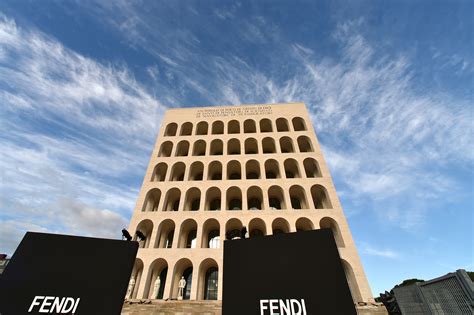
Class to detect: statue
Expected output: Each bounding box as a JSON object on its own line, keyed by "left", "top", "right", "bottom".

{"left": 126, "top": 276, "right": 135, "bottom": 299}
{"left": 177, "top": 276, "right": 186, "bottom": 300}
{"left": 151, "top": 276, "right": 161, "bottom": 299}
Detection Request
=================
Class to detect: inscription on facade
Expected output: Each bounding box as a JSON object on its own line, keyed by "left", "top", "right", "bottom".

{"left": 196, "top": 106, "right": 272, "bottom": 118}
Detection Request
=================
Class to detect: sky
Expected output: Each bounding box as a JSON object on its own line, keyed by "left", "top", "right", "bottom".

{"left": 0, "top": 1, "right": 473, "bottom": 295}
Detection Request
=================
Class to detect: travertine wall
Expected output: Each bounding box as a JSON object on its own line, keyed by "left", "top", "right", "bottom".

{"left": 128, "top": 102, "right": 373, "bottom": 302}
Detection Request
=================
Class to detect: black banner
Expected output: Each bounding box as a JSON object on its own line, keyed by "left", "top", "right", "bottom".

{"left": 222, "top": 229, "right": 356, "bottom": 315}
{"left": 0, "top": 232, "right": 138, "bottom": 315}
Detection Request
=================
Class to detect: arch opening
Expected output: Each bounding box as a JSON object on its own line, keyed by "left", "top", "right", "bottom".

{"left": 151, "top": 163, "right": 168, "bottom": 182}
{"left": 142, "top": 189, "right": 161, "bottom": 212}
{"left": 129, "top": 259, "right": 144, "bottom": 299}
{"left": 268, "top": 186, "right": 286, "bottom": 210}
{"left": 297, "top": 136, "right": 313, "bottom": 152}
{"left": 246, "top": 160, "right": 260, "bottom": 179}
{"left": 249, "top": 218, "right": 267, "bottom": 238}
{"left": 279, "top": 137, "right": 294, "bottom": 153}
{"left": 289, "top": 185, "right": 308, "bottom": 209}
{"left": 260, "top": 118, "right": 273, "bottom": 133}
{"left": 244, "top": 138, "right": 258, "bottom": 154}
{"left": 247, "top": 186, "right": 263, "bottom": 210}
{"left": 205, "top": 187, "right": 222, "bottom": 211}
{"left": 163, "top": 188, "right": 181, "bottom": 211}
{"left": 144, "top": 258, "right": 168, "bottom": 299}
{"left": 210, "top": 139, "right": 223, "bottom": 155}
{"left": 188, "top": 162, "right": 204, "bottom": 181}
{"left": 202, "top": 219, "right": 220, "bottom": 248}
{"left": 178, "top": 219, "right": 198, "bottom": 248}
{"left": 296, "top": 217, "right": 314, "bottom": 231}
{"left": 320, "top": 217, "right": 345, "bottom": 247}
{"left": 207, "top": 161, "right": 222, "bottom": 180}
{"left": 342, "top": 259, "right": 363, "bottom": 303}
{"left": 227, "top": 139, "right": 241, "bottom": 155}
{"left": 226, "top": 187, "right": 242, "bottom": 211}
{"left": 272, "top": 218, "right": 290, "bottom": 234}
{"left": 155, "top": 219, "right": 175, "bottom": 248}
{"left": 192, "top": 140, "right": 206, "bottom": 156}
{"left": 196, "top": 121, "right": 208, "bottom": 135}
{"left": 284, "top": 159, "right": 301, "bottom": 178}
{"left": 225, "top": 218, "right": 243, "bottom": 239}
{"left": 170, "top": 162, "right": 185, "bottom": 181}
{"left": 228, "top": 120, "right": 240, "bottom": 134}
{"left": 276, "top": 118, "right": 289, "bottom": 132}
{"left": 292, "top": 117, "right": 307, "bottom": 131}
{"left": 175, "top": 141, "right": 190, "bottom": 157}
{"left": 262, "top": 137, "right": 276, "bottom": 153}
{"left": 303, "top": 158, "right": 321, "bottom": 178}
{"left": 244, "top": 119, "right": 257, "bottom": 133}
{"left": 158, "top": 141, "right": 173, "bottom": 157}
{"left": 180, "top": 122, "right": 193, "bottom": 136}
{"left": 212, "top": 121, "right": 224, "bottom": 135}
{"left": 265, "top": 159, "right": 280, "bottom": 179}
{"left": 134, "top": 219, "right": 153, "bottom": 248}
{"left": 198, "top": 258, "right": 219, "bottom": 300}
{"left": 165, "top": 123, "right": 177, "bottom": 137}
{"left": 184, "top": 188, "right": 201, "bottom": 211}
{"left": 227, "top": 160, "right": 241, "bottom": 180}
{"left": 311, "top": 185, "right": 332, "bottom": 209}
{"left": 171, "top": 259, "right": 193, "bottom": 300}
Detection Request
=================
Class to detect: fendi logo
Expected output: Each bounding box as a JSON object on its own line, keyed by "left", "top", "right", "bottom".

{"left": 28, "top": 296, "right": 80, "bottom": 314}
{"left": 259, "top": 299, "right": 307, "bottom": 315}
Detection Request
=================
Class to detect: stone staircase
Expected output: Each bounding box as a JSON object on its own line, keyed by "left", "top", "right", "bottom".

{"left": 121, "top": 300, "right": 387, "bottom": 315}
{"left": 121, "top": 300, "right": 222, "bottom": 315}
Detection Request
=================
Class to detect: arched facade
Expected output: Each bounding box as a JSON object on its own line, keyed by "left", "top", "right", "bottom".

{"left": 128, "top": 103, "right": 374, "bottom": 303}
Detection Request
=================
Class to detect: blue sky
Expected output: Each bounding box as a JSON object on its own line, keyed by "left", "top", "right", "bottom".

{"left": 0, "top": 1, "right": 472, "bottom": 295}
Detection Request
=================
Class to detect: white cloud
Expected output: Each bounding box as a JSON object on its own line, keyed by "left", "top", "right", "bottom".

{"left": 360, "top": 243, "right": 400, "bottom": 259}
{"left": 0, "top": 14, "right": 166, "bottom": 255}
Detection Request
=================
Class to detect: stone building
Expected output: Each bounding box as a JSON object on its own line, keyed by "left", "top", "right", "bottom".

{"left": 127, "top": 102, "right": 373, "bottom": 303}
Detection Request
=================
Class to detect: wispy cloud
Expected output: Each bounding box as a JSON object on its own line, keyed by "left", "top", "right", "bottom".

{"left": 361, "top": 243, "right": 400, "bottom": 259}
{"left": 0, "top": 14, "right": 166, "bottom": 254}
